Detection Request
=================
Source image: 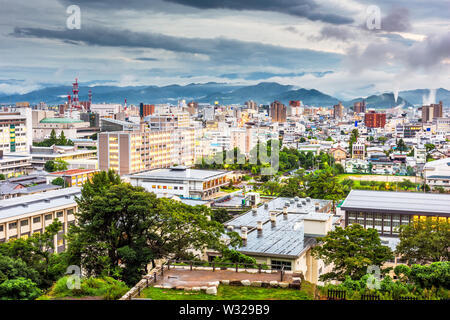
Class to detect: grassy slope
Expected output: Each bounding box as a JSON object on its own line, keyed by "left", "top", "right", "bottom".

{"left": 140, "top": 283, "right": 315, "bottom": 300}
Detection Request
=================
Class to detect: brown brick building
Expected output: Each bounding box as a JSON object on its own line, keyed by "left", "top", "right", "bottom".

{"left": 364, "top": 111, "right": 386, "bottom": 128}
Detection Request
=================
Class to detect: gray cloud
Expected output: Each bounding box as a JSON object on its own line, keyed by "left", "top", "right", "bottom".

{"left": 61, "top": 0, "right": 353, "bottom": 24}
{"left": 316, "top": 26, "right": 357, "bottom": 41}
{"left": 345, "top": 31, "right": 450, "bottom": 72}
{"left": 382, "top": 7, "right": 411, "bottom": 32}
{"left": 11, "top": 25, "right": 342, "bottom": 69}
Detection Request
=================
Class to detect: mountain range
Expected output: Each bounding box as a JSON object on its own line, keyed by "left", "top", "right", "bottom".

{"left": 1, "top": 82, "right": 449, "bottom": 109}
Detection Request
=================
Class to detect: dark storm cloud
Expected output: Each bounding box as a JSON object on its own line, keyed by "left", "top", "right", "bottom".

{"left": 134, "top": 57, "right": 159, "bottom": 61}
{"left": 11, "top": 26, "right": 342, "bottom": 69}
{"left": 60, "top": 0, "right": 353, "bottom": 24}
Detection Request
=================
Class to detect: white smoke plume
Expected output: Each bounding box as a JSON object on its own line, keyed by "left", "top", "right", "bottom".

{"left": 422, "top": 88, "right": 436, "bottom": 105}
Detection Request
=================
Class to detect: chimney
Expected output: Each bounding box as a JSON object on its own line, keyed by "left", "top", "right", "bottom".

{"left": 241, "top": 226, "right": 248, "bottom": 246}
{"left": 270, "top": 212, "right": 276, "bottom": 227}
{"left": 257, "top": 221, "right": 263, "bottom": 237}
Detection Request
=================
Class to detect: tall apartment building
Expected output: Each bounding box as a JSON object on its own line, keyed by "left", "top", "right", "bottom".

{"left": 146, "top": 112, "right": 190, "bottom": 131}
{"left": 98, "top": 130, "right": 174, "bottom": 175}
{"left": 245, "top": 100, "right": 258, "bottom": 110}
{"left": 0, "top": 111, "right": 31, "bottom": 153}
{"left": 354, "top": 100, "right": 366, "bottom": 114}
{"left": 333, "top": 102, "right": 344, "bottom": 119}
{"left": 422, "top": 101, "right": 443, "bottom": 123}
{"left": 364, "top": 111, "right": 386, "bottom": 128}
{"left": 139, "top": 103, "right": 155, "bottom": 118}
{"left": 98, "top": 126, "right": 195, "bottom": 175}
{"left": 270, "top": 101, "right": 287, "bottom": 123}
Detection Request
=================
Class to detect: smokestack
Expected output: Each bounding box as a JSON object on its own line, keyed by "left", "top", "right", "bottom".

{"left": 257, "top": 221, "right": 263, "bottom": 237}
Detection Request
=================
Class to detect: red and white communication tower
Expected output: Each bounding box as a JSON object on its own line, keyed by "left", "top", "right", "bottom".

{"left": 72, "top": 78, "right": 81, "bottom": 111}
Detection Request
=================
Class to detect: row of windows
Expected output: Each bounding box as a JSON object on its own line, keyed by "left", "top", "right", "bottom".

{"left": 347, "top": 211, "right": 449, "bottom": 236}
{"left": 151, "top": 185, "right": 184, "bottom": 190}
{"left": 1, "top": 209, "right": 75, "bottom": 231}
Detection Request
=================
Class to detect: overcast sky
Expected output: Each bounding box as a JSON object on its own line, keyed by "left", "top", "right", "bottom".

{"left": 1, "top": 0, "right": 449, "bottom": 99}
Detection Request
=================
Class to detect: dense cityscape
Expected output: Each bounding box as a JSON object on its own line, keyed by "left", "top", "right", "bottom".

{"left": 0, "top": 0, "right": 449, "bottom": 312}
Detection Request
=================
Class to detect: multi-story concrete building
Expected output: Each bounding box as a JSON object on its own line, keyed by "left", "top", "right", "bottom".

{"left": 0, "top": 111, "right": 31, "bottom": 153}
{"left": 422, "top": 157, "right": 450, "bottom": 190}
{"left": 333, "top": 102, "right": 344, "bottom": 119}
{"left": 47, "top": 168, "right": 98, "bottom": 187}
{"left": 270, "top": 101, "right": 287, "bottom": 123}
{"left": 224, "top": 196, "right": 336, "bottom": 284}
{"left": 0, "top": 152, "right": 32, "bottom": 178}
{"left": 421, "top": 101, "right": 443, "bottom": 123}
{"left": 341, "top": 190, "right": 450, "bottom": 237}
{"left": 145, "top": 112, "right": 190, "bottom": 131}
{"left": 0, "top": 187, "right": 81, "bottom": 253}
{"left": 33, "top": 117, "right": 93, "bottom": 141}
{"left": 364, "top": 111, "right": 386, "bottom": 128}
{"left": 98, "top": 130, "right": 174, "bottom": 175}
{"left": 129, "top": 166, "right": 229, "bottom": 200}
{"left": 353, "top": 100, "right": 366, "bottom": 114}
{"left": 30, "top": 145, "right": 97, "bottom": 170}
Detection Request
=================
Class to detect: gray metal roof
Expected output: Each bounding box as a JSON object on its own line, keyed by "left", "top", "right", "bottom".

{"left": 0, "top": 187, "right": 81, "bottom": 221}
{"left": 225, "top": 197, "right": 332, "bottom": 258}
{"left": 238, "top": 215, "right": 316, "bottom": 258}
{"left": 341, "top": 189, "right": 450, "bottom": 216}
{"left": 225, "top": 197, "right": 330, "bottom": 229}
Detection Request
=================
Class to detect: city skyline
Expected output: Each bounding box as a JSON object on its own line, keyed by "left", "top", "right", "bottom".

{"left": 1, "top": 0, "right": 450, "bottom": 100}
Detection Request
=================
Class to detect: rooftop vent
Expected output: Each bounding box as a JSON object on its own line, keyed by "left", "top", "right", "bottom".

{"left": 257, "top": 221, "right": 263, "bottom": 237}
{"left": 252, "top": 208, "right": 257, "bottom": 216}
{"left": 264, "top": 203, "right": 269, "bottom": 210}
{"left": 270, "top": 212, "right": 276, "bottom": 227}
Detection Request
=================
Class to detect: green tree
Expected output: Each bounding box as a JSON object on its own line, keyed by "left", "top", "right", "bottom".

{"left": 211, "top": 208, "right": 233, "bottom": 224}
{"left": 51, "top": 177, "right": 65, "bottom": 187}
{"left": 312, "top": 224, "right": 393, "bottom": 281}
{"left": 0, "top": 277, "right": 42, "bottom": 300}
{"left": 262, "top": 180, "right": 281, "bottom": 196}
{"left": 396, "top": 218, "right": 450, "bottom": 264}
{"left": 67, "top": 170, "right": 240, "bottom": 286}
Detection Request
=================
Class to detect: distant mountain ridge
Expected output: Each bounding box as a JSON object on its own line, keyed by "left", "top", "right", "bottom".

{"left": 1, "top": 82, "right": 449, "bottom": 108}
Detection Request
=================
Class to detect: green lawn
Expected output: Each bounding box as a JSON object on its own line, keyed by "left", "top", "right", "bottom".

{"left": 139, "top": 284, "right": 315, "bottom": 300}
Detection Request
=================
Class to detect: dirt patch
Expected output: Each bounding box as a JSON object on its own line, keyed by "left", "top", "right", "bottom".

{"left": 153, "top": 268, "right": 293, "bottom": 288}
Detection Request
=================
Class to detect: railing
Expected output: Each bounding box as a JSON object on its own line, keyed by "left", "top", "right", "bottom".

{"left": 327, "top": 289, "right": 346, "bottom": 300}
{"left": 120, "top": 264, "right": 168, "bottom": 300}
{"left": 361, "top": 294, "right": 380, "bottom": 301}
{"left": 164, "top": 259, "right": 290, "bottom": 282}
{"left": 396, "top": 296, "right": 418, "bottom": 301}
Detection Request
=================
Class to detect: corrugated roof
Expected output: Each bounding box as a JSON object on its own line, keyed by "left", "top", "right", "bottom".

{"left": 40, "top": 118, "right": 84, "bottom": 124}
{"left": 341, "top": 189, "right": 450, "bottom": 216}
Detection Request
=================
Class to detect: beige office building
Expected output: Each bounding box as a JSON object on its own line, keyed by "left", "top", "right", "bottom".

{"left": 0, "top": 187, "right": 81, "bottom": 253}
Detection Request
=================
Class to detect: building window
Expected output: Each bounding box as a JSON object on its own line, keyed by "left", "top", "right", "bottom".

{"left": 271, "top": 260, "right": 292, "bottom": 271}
{"left": 56, "top": 211, "right": 63, "bottom": 218}
{"left": 9, "top": 222, "right": 17, "bottom": 229}
{"left": 0, "top": 225, "right": 3, "bottom": 232}
{"left": 45, "top": 214, "right": 53, "bottom": 221}
{"left": 33, "top": 217, "right": 41, "bottom": 224}
{"left": 67, "top": 209, "right": 74, "bottom": 215}
{"left": 20, "top": 220, "right": 29, "bottom": 227}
